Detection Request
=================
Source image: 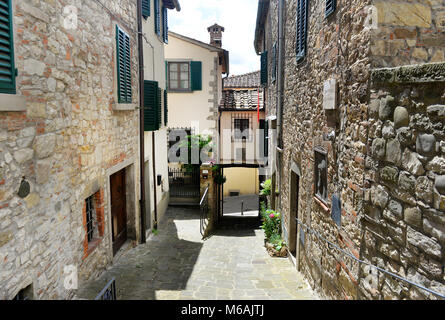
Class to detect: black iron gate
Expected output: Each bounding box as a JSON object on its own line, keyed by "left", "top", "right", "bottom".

{"left": 168, "top": 167, "right": 200, "bottom": 202}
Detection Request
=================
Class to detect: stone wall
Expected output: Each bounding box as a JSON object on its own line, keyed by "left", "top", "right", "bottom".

{"left": 279, "top": 0, "right": 371, "bottom": 300}
{"left": 362, "top": 63, "right": 445, "bottom": 299}
{"left": 371, "top": 0, "right": 445, "bottom": 67}
{"left": 0, "top": 0, "right": 140, "bottom": 300}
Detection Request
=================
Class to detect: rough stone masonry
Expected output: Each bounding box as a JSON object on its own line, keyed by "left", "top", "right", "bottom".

{"left": 0, "top": 0, "right": 140, "bottom": 299}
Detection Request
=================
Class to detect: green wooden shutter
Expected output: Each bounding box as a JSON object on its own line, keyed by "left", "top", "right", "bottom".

{"left": 154, "top": 0, "right": 160, "bottom": 35}
{"left": 144, "top": 80, "right": 160, "bottom": 131}
{"left": 142, "top": 0, "right": 150, "bottom": 18}
{"left": 260, "top": 51, "right": 268, "bottom": 86}
{"left": 0, "top": 0, "right": 16, "bottom": 94}
{"left": 157, "top": 87, "right": 162, "bottom": 127}
{"left": 296, "top": 0, "right": 309, "bottom": 62}
{"left": 164, "top": 89, "right": 168, "bottom": 126}
{"left": 116, "top": 25, "right": 132, "bottom": 103}
{"left": 325, "top": 0, "right": 336, "bottom": 18}
{"left": 190, "top": 61, "right": 202, "bottom": 91}
{"left": 162, "top": 6, "right": 168, "bottom": 43}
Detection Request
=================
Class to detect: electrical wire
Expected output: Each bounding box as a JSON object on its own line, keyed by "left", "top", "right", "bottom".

{"left": 295, "top": 217, "right": 445, "bottom": 299}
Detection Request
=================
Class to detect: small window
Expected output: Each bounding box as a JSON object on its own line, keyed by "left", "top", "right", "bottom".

{"left": 234, "top": 118, "right": 250, "bottom": 141}
{"left": 85, "top": 195, "right": 96, "bottom": 242}
{"left": 0, "top": 0, "right": 16, "bottom": 94}
{"left": 116, "top": 25, "right": 132, "bottom": 103}
{"left": 168, "top": 62, "right": 190, "bottom": 91}
{"left": 142, "top": 0, "right": 150, "bottom": 19}
{"left": 154, "top": 0, "right": 160, "bottom": 35}
{"left": 325, "top": 0, "right": 336, "bottom": 18}
{"left": 314, "top": 148, "right": 328, "bottom": 202}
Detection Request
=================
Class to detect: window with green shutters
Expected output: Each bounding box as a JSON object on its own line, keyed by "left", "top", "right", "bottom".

{"left": 0, "top": 0, "right": 16, "bottom": 94}
{"left": 154, "top": 0, "right": 160, "bottom": 36}
{"left": 260, "top": 51, "right": 267, "bottom": 86}
{"left": 116, "top": 25, "right": 132, "bottom": 103}
{"left": 162, "top": 6, "right": 168, "bottom": 44}
{"left": 296, "top": 0, "right": 309, "bottom": 63}
{"left": 264, "top": 121, "right": 269, "bottom": 158}
{"left": 144, "top": 80, "right": 162, "bottom": 131}
{"left": 325, "top": 0, "right": 336, "bottom": 18}
{"left": 167, "top": 61, "right": 202, "bottom": 92}
{"left": 142, "top": 0, "right": 150, "bottom": 19}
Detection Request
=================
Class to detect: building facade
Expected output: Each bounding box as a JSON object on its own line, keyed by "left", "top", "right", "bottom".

{"left": 255, "top": 0, "right": 445, "bottom": 299}
{"left": 219, "top": 71, "right": 265, "bottom": 197}
{"left": 0, "top": 0, "right": 143, "bottom": 299}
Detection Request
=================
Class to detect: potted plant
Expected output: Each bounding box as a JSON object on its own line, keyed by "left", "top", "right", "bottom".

{"left": 260, "top": 203, "right": 288, "bottom": 257}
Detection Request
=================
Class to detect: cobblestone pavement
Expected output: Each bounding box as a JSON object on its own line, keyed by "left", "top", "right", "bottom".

{"left": 76, "top": 206, "right": 318, "bottom": 300}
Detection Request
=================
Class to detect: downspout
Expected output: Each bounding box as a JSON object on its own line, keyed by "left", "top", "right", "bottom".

{"left": 276, "top": 0, "right": 285, "bottom": 210}
{"left": 137, "top": 0, "right": 147, "bottom": 244}
{"left": 152, "top": 132, "right": 158, "bottom": 229}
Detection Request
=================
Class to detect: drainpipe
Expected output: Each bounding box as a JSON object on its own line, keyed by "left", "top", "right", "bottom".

{"left": 276, "top": 0, "right": 285, "bottom": 210}
{"left": 137, "top": 0, "right": 147, "bottom": 244}
{"left": 152, "top": 132, "right": 158, "bottom": 229}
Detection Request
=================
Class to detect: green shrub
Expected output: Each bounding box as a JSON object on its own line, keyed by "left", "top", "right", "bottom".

{"left": 260, "top": 208, "right": 281, "bottom": 240}
{"left": 269, "top": 233, "right": 285, "bottom": 251}
{"left": 260, "top": 179, "right": 272, "bottom": 196}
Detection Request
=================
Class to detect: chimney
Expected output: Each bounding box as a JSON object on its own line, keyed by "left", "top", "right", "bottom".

{"left": 207, "top": 23, "right": 224, "bottom": 48}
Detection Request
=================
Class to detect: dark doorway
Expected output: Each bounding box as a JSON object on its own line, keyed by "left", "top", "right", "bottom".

{"left": 289, "top": 170, "right": 300, "bottom": 257}
{"left": 111, "top": 168, "right": 127, "bottom": 255}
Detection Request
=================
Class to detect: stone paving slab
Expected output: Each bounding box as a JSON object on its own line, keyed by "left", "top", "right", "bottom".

{"left": 75, "top": 206, "right": 318, "bottom": 300}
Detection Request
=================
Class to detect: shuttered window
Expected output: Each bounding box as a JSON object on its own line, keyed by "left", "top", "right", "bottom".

{"left": 296, "top": 0, "right": 308, "bottom": 63}
{"left": 142, "top": 0, "right": 150, "bottom": 19}
{"left": 325, "top": 0, "right": 336, "bottom": 18}
{"left": 264, "top": 121, "right": 269, "bottom": 158}
{"left": 162, "top": 6, "right": 168, "bottom": 44}
{"left": 164, "top": 89, "right": 168, "bottom": 125}
{"left": 260, "top": 51, "right": 267, "bottom": 85}
{"left": 154, "top": 0, "right": 160, "bottom": 36}
{"left": 167, "top": 61, "right": 202, "bottom": 92}
{"left": 144, "top": 80, "right": 161, "bottom": 131}
{"left": 116, "top": 25, "right": 132, "bottom": 103}
{"left": 271, "top": 43, "right": 277, "bottom": 83}
{"left": 0, "top": 0, "right": 16, "bottom": 94}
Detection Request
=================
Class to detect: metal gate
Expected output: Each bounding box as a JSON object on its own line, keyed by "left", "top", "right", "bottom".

{"left": 168, "top": 167, "right": 200, "bottom": 204}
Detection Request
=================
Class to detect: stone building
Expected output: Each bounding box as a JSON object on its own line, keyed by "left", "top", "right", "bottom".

{"left": 0, "top": 0, "right": 143, "bottom": 300}
{"left": 255, "top": 0, "right": 445, "bottom": 299}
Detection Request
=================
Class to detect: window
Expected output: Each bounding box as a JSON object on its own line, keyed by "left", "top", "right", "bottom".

{"left": 116, "top": 25, "right": 132, "bottom": 103}
{"left": 168, "top": 62, "right": 189, "bottom": 90}
{"left": 142, "top": 0, "right": 150, "bottom": 19}
{"left": 260, "top": 51, "right": 268, "bottom": 85}
{"left": 154, "top": 0, "right": 160, "bottom": 35}
{"left": 162, "top": 5, "right": 168, "bottom": 43}
{"left": 0, "top": 0, "right": 16, "bottom": 94}
{"left": 164, "top": 89, "right": 168, "bottom": 125}
{"left": 314, "top": 148, "right": 328, "bottom": 202}
{"left": 167, "top": 61, "right": 202, "bottom": 92}
{"left": 296, "top": 0, "right": 309, "bottom": 62}
{"left": 325, "top": 0, "right": 336, "bottom": 18}
{"left": 12, "top": 284, "right": 33, "bottom": 300}
{"left": 234, "top": 119, "right": 250, "bottom": 141}
{"left": 85, "top": 195, "right": 95, "bottom": 242}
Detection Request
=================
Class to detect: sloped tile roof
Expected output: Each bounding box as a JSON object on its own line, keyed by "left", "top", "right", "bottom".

{"left": 223, "top": 71, "right": 261, "bottom": 89}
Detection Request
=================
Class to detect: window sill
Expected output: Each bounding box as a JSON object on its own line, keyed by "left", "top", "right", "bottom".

{"left": 314, "top": 196, "right": 330, "bottom": 213}
{"left": 0, "top": 94, "right": 26, "bottom": 112}
{"left": 83, "top": 238, "right": 103, "bottom": 260}
{"left": 112, "top": 103, "right": 137, "bottom": 111}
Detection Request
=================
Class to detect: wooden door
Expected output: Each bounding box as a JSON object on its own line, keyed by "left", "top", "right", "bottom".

{"left": 111, "top": 169, "right": 127, "bottom": 255}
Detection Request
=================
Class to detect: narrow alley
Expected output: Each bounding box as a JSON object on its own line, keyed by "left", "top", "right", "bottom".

{"left": 76, "top": 206, "right": 317, "bottom": 300}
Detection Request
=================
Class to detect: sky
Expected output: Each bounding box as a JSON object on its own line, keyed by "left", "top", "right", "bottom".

{"left": 168, "top": 0, "right": 260, "bottom": 76}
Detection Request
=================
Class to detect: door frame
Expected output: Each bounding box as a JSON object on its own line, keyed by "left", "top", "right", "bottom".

{"left": 289, "top": 162, "right": 302, "bottom": 270}
{"left": 106, "top": 158, "right": 137, "bottom": 258}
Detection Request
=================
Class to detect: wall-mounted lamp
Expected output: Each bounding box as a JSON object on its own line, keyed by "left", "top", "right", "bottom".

{"left": 18, "top": 177, "right": 30, "bottom": 198}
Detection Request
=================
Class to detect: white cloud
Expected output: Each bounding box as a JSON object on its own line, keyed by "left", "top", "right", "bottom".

{"left": 168, "top": 0, "right": 260, "bottom": 76}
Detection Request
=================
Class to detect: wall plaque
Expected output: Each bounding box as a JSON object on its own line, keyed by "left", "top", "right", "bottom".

{"left": 323, "top": 79, "right": 337, "bottom": 110}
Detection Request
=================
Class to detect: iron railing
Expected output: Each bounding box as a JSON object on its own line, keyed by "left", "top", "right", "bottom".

{"left": 94, "top": 278, "right": 117, "bottom": 300}
{"left": 168, "top": 167, "right": 200, "bottom": 198}
{"left": 200, "top": 186, "right": 209, "bottom": 237}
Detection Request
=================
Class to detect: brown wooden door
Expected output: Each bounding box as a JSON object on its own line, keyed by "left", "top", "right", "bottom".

{"left": 111, "top": 169, "right": 127, "bottom": 255}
